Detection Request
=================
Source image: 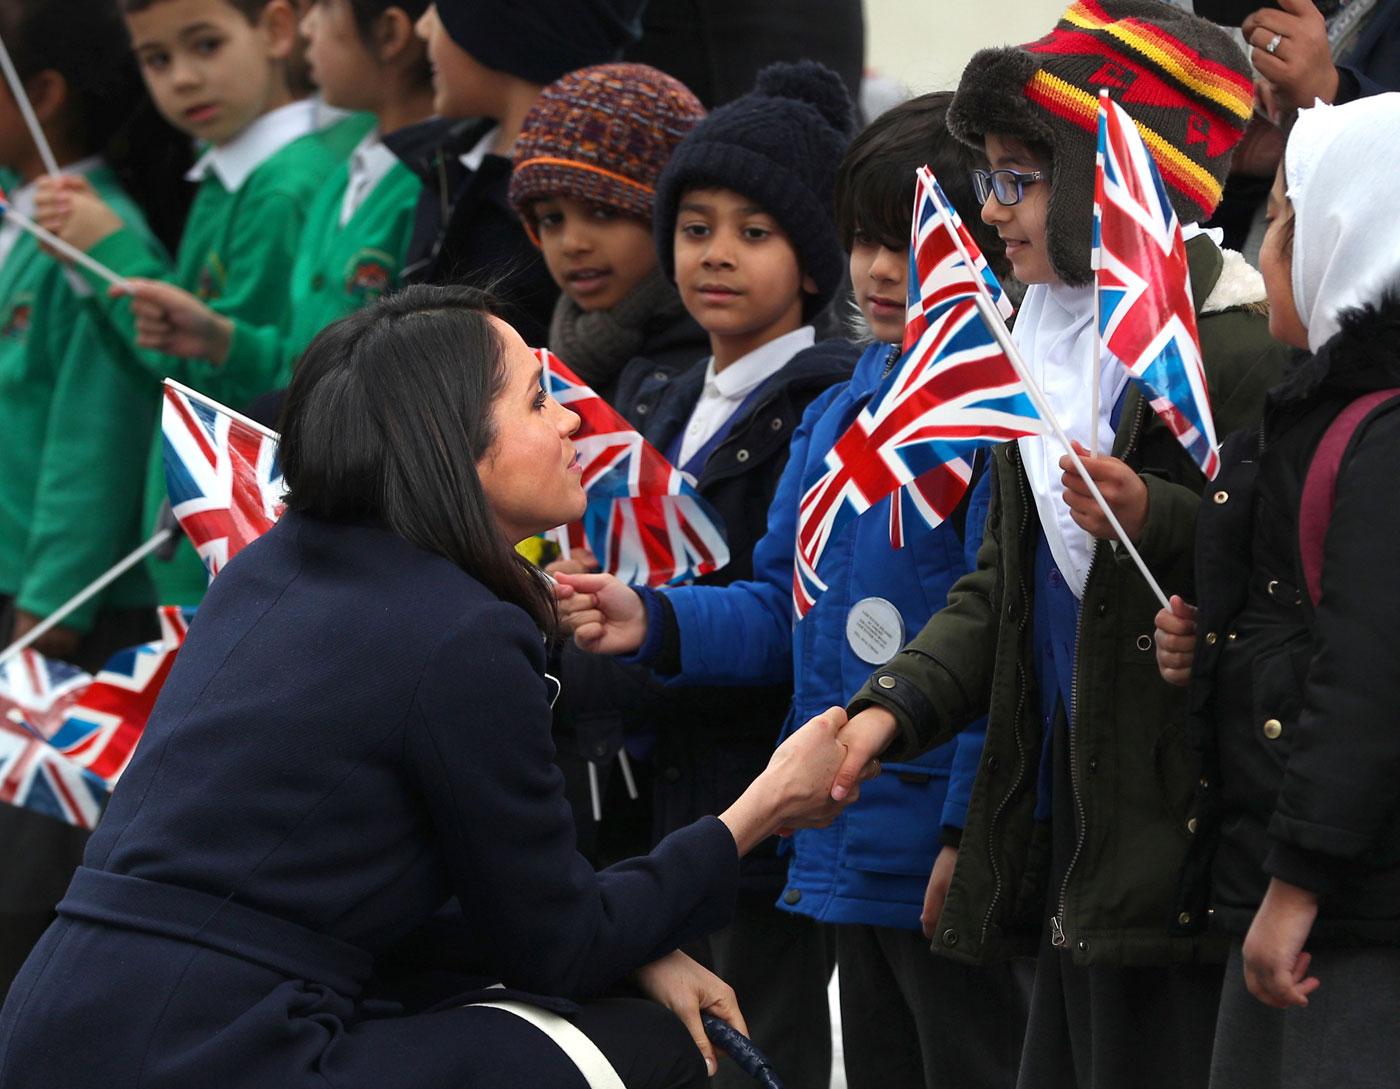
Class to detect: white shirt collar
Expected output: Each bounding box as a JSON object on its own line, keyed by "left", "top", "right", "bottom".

{"left": 458, "top": 124, "right": 501, "bottom": 174}
{"left": 340, "top": 130, "right": 396, "bottom": 226}
{"left": 707, "top": 325, "right": 816, "bottom": 399}
{"left": 185, "top": 99, "right": 318, "bottom": 192}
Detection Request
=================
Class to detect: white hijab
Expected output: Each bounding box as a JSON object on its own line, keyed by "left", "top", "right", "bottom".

{"left": 1287, "top": 94, "right": 1400, "bottom": 353}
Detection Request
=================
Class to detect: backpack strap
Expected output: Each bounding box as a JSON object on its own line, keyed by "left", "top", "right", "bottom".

{"left": 1298, "top": 388, "right": 1400, "bottom": 607}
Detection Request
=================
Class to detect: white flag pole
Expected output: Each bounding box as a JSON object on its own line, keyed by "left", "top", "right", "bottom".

{"left": 163, "top": 378, "right": 281, "bottom": 442}
{"left": 1089, "top": 89, "right": 1111, "bottom": 459}
{"left": 0, "top": 200, "right": 129, "bottom": 290}
{"left": 0, "top": 528, "right": 174, "bottom": 668}
{"left": 0, "top": 31, "right": 59, "bottom": 177}
{"left": 925, "top": 180, "right": 1170, "bottom": 611}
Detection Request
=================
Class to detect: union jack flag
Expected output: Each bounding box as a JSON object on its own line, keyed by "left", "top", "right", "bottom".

{"left": 162, "top": 381, "right": 285, "bottom": 582}
{"left": 47, "top": 606, "right": 192, "bottom": 786}
{"left": 1094, "top": 91, "right": 1219, "bottom": 479}
{"left": 0, "top": 714, "right": 108, "bottom": 829}
{"left": 792, "top": 168, "right": 1044, "bottom": 618}
{"left": 542, "top": 351, "right": 729, "bottom": 586}
{"left": 0, "top": 649, "right": 90, "bottom": 740}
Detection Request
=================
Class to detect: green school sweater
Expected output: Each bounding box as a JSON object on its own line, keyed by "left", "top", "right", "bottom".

{"left": 0, "top": 165, "right": 164, "bottom": 630}
{"left": 221, "top": 155, "right": 420, "bottom": 383}
{"left": 82, "top": 124, "right": 347, "bottom": 606}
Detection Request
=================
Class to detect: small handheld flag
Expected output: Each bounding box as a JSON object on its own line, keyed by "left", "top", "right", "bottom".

{"left": 1093, "top": 90, "right": 1220, "bottom": 479}
{"left": 542, "top": 351, "right": 729, "bottom": 587}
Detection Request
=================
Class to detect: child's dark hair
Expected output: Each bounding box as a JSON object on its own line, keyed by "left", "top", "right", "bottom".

{"left": 2, "top": 0, "right": 191, "bottom": 251}
{"left": 120, "top": 0, "right": 269, "bottom": 17}
{"left": 280, "top": 284, "right": 558, "bottom": 635}
{"left": 342, "top": 0, "right": 432, "bottom": 90}
{"left": 836, "top": 92, "right": 1009, "bottom": 285}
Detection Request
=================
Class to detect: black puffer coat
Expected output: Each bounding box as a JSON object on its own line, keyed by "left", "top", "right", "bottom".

{"left": 1184, "top": 294, "right": 1400, "bottom": 946}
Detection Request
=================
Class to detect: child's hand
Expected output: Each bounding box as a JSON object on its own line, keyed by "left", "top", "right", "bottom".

{"left": 921, "top": 845, "right": 958, "bottom": 940}
{"left": 11, "top": 609, "right": 80, "bottom": 662}
{"left": 1242, "top": 877, "right": 1320, "bottom": 1009}
{"left": 1154, "top": 595, "right": 1198, "bottom": 687}
{"left": 34, "top": 175, "right": 121, "bottom": 252}
{"left": 544, "top": 547, "right": 599, "bottom": 576}
{"left": 117, "top": 278, "right": 234, "bottom": 363}
{"left": 1059, "top": 442, "right": 1149, "bottom": 542}
{"left": 551, "top": 571, "right": 648, "bottom": 655}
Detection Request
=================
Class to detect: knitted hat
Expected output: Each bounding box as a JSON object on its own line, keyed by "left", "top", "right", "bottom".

{"left": 435, "top": 0, "right": 646, "bottom": 87}
{"left": 948, "top": 0, "right": 1253, "bottom": 285}
{"left": 509, "top": 64, "right": 706, "bottom": 242}
{"left": 654, "top": 61, "right": 856, "bottom": 313}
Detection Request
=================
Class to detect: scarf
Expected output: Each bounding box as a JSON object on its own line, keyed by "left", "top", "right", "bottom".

{"left": 1287, "top": 94, "right": 1400, "bottom": 354}
{"left": 547, "top": 267, "right": 691, "bottom": 391}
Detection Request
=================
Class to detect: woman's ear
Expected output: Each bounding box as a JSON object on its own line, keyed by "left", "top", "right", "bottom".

{"left": 259, "top": 0, "right": 301, "bottom": 61}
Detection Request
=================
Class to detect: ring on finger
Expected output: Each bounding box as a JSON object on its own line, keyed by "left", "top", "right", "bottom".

{"left": 1264, "top": 32, "right": 1283, "bottom": 55}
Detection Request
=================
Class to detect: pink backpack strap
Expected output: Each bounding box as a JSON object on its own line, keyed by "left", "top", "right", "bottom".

{"left": 1298, "top": 388, "right": 1400, "bottom": 608}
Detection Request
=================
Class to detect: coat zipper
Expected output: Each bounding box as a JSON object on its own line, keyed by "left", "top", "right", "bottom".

{"left": 980, "top": 445, "right": 1034, "bottom": 943}
{"left": 1051, "top": 398, "right": 1149, "bottom": 949}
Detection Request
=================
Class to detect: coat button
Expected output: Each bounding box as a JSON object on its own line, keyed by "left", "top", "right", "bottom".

{"left": 1213, "top": 490, "right": 1229, "bottom": 504}
{"left": 1095, "top": 603, "right": 1107, "bottom": 617}
{"left": 1263, "top": 718, "right": 1283, "bottom": 740}
{"left": 592, "top": 741, "right": 608, "bottom": 758}
{"left": 1178, "top": 911, "right": 1193, "bottom": 925}
{"left": 736, "top": 449, "right": 750, "bottom": 462}
{"left": 1204, "top": 632, "right": 1218, "bottom": 645}
{"left": 782, "top": 888, "right": 802, "bottom": 905}
{"left": 876, "top": 675, "right": 897, "bottom": 690}
{"left": 942, "top": 928, "right": 959, "bottom": 947}
{"left": 1135, "top": 634, "right": 1153, "bottom": 651}
{"left": 1199, "top": 776, "right": 1210, "bottom": 789}
{"left": 1227, "top": 631, "right": 1237, "bottom": 641}
{"left": 1087, "top": 757, "right": 1098, "bottom": 774}
{"left": 652, "top": 369, "right": 669, "bottom": 381}
{"left": 635, "top": 403, "right": 650, "bottom": 415}
{"left": 770, "top": 417, "right": 784, "bottom": 431}
{"left": 1077, "top": 939, "right": 1088, "bottom": 952}
{"left": 986, "top": 756, "right": 1000, "bottom": 773}
{"left": 1006, "top": 601, "right": 1017, "bottom": 619}
{"left": 663, "top": 765, "right": 681, "bottom": 783}
{"left": 1186, "top": 818, "right": 1198, "bottom": 834}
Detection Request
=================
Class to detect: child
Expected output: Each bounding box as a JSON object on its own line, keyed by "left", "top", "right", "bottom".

{"left": 388, "top": 0, "right": 646, "bottom": 347}
{"left": 36, "top": 0, "right": 355, "bottom": 607}
{"left": 556, "top": 60, "right": 859, "bottom": 1089}
{"left": 556, "top": 93, "right": 1032, "bottom": 1089}
{"left": 1155, "top": 94, "right": 1400, "bottom": 1086}
{"left": 824, "top": 4, "right": 1291, "bottom": 1087}
{"left": 107, "top": 0, "right": 433, "bottom": 408}
{"left": 0, "top": 0, "right": 187, "bottom": 995}
{"left": 508, "top": 62, "right": 707, "bottom": 421}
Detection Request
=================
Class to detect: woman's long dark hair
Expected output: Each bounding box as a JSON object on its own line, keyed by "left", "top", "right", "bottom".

{"left": 278, "top": 284, "right": 558, "bottom": 633}
{"left": 1, "top": 0, "right": 193, "bottom": 251}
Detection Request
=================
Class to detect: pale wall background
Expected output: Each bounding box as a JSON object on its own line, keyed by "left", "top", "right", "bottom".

{"left": 863, "top": 1, "right": 1072, "bottom": 94}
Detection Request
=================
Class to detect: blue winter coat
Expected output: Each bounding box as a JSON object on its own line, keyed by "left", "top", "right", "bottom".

{"left": 650, "top": 343, "right": 991, "bottom": 930}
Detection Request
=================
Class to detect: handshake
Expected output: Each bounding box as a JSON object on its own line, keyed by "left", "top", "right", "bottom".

{"left": 551, "top": 570, "right": 902, "bottom": 855}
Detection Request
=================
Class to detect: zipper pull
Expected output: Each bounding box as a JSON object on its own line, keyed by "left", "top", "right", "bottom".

{"left": 1050, "top": 915, "right": 1067, "bottom": 947}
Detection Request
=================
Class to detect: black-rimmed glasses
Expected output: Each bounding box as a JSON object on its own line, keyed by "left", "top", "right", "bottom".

{"left": 971, "top": 168, "right": 1046, "bottom": 207}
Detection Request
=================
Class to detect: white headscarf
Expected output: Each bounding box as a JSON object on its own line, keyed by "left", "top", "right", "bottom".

{"left": 1287, "top": 94, "right": 1400, "bottom": 353}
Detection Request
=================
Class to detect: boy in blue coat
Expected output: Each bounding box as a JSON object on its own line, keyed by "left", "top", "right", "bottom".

{"left": 557, "top": 94, "right": 1029, "bottom": 1089}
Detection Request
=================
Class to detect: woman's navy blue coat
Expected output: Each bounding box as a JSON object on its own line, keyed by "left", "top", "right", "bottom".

{"left": 0, "top": 512, "right": 739, "bottom": 1088}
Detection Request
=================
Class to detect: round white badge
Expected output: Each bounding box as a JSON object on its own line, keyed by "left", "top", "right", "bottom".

{"left": 846, "top": 596, "right": 906, "bottom": 665}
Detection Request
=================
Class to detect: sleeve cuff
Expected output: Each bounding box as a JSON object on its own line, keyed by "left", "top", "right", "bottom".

{"left": 1262, "top": 839, "right": 1349, "bottom": 898}
{"left": 848, "top": 669, "right": 939, "bottom": 763}
{"left": 619, "top": 588, "right": 681, "bottom": 675}
{"left": 940, "top": 825, "right": 964, "bottom": 848}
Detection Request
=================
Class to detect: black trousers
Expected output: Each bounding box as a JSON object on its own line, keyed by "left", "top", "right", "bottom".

{"left": 572, "top": 996, "right": 709, "bottom": 1089}
{"left": 688, "top": 890, "right": 836, "bottom": 1089}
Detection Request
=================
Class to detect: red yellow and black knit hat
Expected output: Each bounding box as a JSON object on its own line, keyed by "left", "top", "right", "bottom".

{"left": 509, "top": 64, "right": 705, "bottom": 241}
{"left": 948, "top": 0, "right": 1253, "bottom": 285}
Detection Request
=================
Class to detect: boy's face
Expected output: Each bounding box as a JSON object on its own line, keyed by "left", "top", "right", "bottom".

{"left": 300, "top": 0, "right": 375, "bottom": 112}
{"left": 980, "top": 133, "right": 1056, "bottom": 285}
{"left": 673, "top": 187, "right": 815, "bottom": 360}
{"left": 127, "top": 0, "right": 296, "bottom": 146}
{"left": 531, "top": 196, "right": 657, "bottom": 312}
{"left": 416, "top": 4, "right": 495, "bottom": 119}
{"left": 848, "top": 232, "right": 908, "bottom": 345}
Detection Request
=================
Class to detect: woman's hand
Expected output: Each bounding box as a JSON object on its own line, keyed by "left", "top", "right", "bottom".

{"left": 1242, "top": 877, "right": 1321, "bottom": 1009}
{"left": 721, "top": 707, "right": 876, "bottom": 854}
{"left": 544, "top": 547, "right": 599, "bottom": 577}
{"left": 34, "top": 174, "right": 122, "bottom": 252}
{"left": 1154, "top": 595, "right": 1198, "bottom": 687}
{"left": 1244, "top": 0, "right": 1339, "bottom": 113}
{"left": 634, "top": 950, "right": 746, "bottom": 1078}
{"left": 921, "top": 845, "right": 959, "bottom": 940}
{"left": 117, "top": 278, "right": 234, "bottom": 362}
{"left": 1059, "top": 442, "right": 1149, "bottom": 543}
{"left": 552, "top": 571, "right": 648, "bottom": 654}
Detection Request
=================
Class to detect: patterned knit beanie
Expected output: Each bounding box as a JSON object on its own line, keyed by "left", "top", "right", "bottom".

{"left": 653, "top": 61, "right": 857, "bottom": 313}
{"left": 509, "top": 64, "right": 706, "bottom": 243}
{"left": 948, "top": 0, "right": 1253, "bottom": 285}
{"left": 435, "top": 0, "right": 645, "bottom": 87}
